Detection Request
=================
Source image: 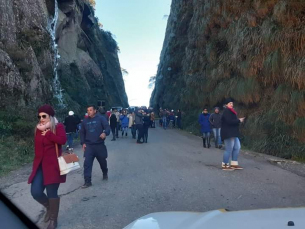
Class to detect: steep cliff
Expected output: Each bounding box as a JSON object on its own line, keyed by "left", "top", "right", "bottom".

{"left": 151, "top": 0, "right": 305, "bottom": 159}
{"left": 0, "top": 0, "right": 128, "bottom": 175}
{"left": 0, "top": 0, "right": 128, "bottom": 114}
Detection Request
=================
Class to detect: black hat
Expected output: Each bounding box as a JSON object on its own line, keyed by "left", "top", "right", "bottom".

{"left": 224, "top": 98, "right": 234, "bottom": 105}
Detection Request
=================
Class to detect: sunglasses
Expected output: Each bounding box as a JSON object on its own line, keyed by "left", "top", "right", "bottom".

{"left": 38, "top": 115, "right": 48, "bottom": 119}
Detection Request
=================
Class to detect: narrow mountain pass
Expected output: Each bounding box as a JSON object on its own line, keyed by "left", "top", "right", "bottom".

{"left": 1, "top": 127, "right": 305, "bottom": 229}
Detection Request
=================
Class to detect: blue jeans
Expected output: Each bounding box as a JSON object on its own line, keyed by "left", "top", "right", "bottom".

{"left": 84, "top": 144, "right": 108, "bottom": 183}
{"left": 223, "top": 137, "right": 241, "bottom": 164}
{"left": 67, "top": 132, "right": 75, "bottom": 148}
{"left": 212, "top": 128, "right": 222, "bottom": 146}
{"left": 202, "top": 132, "right": 210, "bottom": 138}
{"left": 31, "top": 166, "right": 59, "bottom": 200}
{"left": 162, "top": 117, "right": 167, "bottom": 129}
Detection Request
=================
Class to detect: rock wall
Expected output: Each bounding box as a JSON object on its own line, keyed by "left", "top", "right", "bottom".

{"left": 151, "top": 0, "right": 305, "bottom": 158}
{"left": 0, "top": 0, "right": 128, "bottom": 115}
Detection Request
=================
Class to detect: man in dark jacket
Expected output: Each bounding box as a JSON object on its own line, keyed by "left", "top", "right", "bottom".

{"left": 80, "top": 105, "right": 111, "bottom": 188}
{"left": 64, "top": 111, "right": 80, "bottom": 150}
{"left": 135, "top": 108, "right": 144, "bottom": 144}
{"left": 110, "top": 111, "right": 117, "bottom": 141}
{"left": 209, "top": 107, "right": 222, "bottom": 148}
{"left": 142, "top": 110, "right": 151, "bottom": 143}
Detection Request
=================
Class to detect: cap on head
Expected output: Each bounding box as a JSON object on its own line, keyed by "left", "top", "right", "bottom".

{"left": 69, "top": 111, "right": 74, "bottom": 116}
{"left": 38, "top": 104, "right": 55, "bottom": 117}
{"left": 224, "top": 98, "right": 234, "bottom": 105}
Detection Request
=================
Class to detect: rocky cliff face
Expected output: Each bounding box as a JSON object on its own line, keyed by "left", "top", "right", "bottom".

{"left": 151, "top": 0, "right": 305, "bottom": 158}
{"left": 0, "top": 0, "right": 128, "bottom": 115}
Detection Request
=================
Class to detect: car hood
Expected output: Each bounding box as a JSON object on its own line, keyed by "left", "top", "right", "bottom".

{"left": 123, "top": 207, "right": 305, "bottom": 229}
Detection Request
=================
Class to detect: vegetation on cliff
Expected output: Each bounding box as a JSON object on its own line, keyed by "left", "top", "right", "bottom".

{"left": 151, "top": 0, "right": 305, "bottom": 160}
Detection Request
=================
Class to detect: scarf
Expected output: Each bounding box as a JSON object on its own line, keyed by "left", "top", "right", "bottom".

{"left": 228, "top": 107, "right": 237, "bottom": 115}
{"left": 36, "top": 118, "right": 58, "bottom": 131}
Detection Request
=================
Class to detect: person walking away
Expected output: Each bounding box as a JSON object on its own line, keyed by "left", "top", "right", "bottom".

{"left": 64, "top": 111, "right": 79, "bottom": 150}
{"left": 110, "top": 111, "right": 117, "bottom": 141}
{"left": 209, "top": 107, "right": 222, "bottom": 148}
{"left": 221, "top": 99, "right": 245, "bottom": 170}
{"left": 120, "top": 110, "right": 129, "bottom": 137}
{"left": 176, "top": 109, "right": 182, "bottom": 129}
{"left": 28, "top": 104, "right": 67, "bottom": 229}
{"left": 162, "top": 109, "right": 168, "bottom": 129}
{"left": 169, "top": 110, "right": 175, "bottom": 128}
{"left": 128, "top": 111, "right": 136, "bottom": 138}
{"left": 115, "top": 109, "right": 120, "bottom": 138}
{"left": 80, "top": 105, "right": 111, "bottom": 188}
{"left": 198, "top": 108, "right": 211, "bottom": 148}
{"left": 143, "top": 110, "right": 151, "bottom": 143}
{"left": 158, "top": 109, "right": 163, "bottom": 127}
{"left": 135, "top": 108, "right": 144, "bottom": 143}
{"left": 150, "top": 112, "right": 155, "bottom": 128}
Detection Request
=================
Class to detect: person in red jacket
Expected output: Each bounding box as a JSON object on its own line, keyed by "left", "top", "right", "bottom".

{"left": 28, "top": 104, "right": 67, "bottom": 229}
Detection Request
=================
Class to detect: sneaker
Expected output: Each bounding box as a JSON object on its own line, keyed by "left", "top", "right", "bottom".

{"left": 231, "top": 165, "right": 243, "bottom": 170}
{"left": 81, "top": 182, "right": 92, "bottom": 189}
{"left": 111, "top": 139, "right": 116, "bottom": 141}
{"left": 136, "top": 140, "right": 143, "bottom": 144}
{"left": 103, "top": 174, "right": 108, "bottom": 180}
{"left": 222, "top": 164, "right": 235, "bottom": 171}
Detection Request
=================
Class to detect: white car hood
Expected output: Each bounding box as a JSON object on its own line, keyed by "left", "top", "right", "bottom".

{"left": 123, "top": 207, "right": 305, "bottom": 229}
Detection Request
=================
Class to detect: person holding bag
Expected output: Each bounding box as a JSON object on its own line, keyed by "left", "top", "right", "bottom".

{"left": 28, "top": 104, "right": 67, "bottom": 229}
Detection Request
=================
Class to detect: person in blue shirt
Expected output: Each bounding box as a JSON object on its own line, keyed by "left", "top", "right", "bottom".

{"left": 198, "top": 108, "right": 211, "bottom": 148}
{"left": 80, "top": 105, "right": 110, "bottom": 188}
{"left": 120, "top": 110, "right": 129, "bottom": 137}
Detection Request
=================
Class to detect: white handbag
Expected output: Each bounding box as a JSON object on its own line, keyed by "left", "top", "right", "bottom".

{"left": 55, "top": 144, "right": 81, "bottom": 175}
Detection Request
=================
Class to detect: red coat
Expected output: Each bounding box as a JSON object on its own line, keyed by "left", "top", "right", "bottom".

{"left": 28, "top": 123, "right": 67, "bottom": 185}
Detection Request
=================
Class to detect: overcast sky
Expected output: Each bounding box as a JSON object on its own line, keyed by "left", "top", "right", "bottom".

{"left": 95, "top": 0, "right": 171, "bottom": 107}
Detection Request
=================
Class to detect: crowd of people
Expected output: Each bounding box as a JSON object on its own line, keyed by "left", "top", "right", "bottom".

{"left": 28, "top": 99, "right": 244, "bottom": 228}
{"left": 158, "top": 108, "right": 182, "bottom": 130}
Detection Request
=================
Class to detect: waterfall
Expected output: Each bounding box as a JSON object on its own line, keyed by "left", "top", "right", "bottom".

{"left": 48, "top": 0, "right": 65, "bottom": 107}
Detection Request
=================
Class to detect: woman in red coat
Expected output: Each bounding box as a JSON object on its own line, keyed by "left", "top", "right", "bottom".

{"left": 28, "top": 104, "right": 67, "bottom": 229}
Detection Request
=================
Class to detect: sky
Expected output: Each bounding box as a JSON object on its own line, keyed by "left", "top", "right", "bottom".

{"left": 95, "top": 0, "right": 172, "bottom": 107}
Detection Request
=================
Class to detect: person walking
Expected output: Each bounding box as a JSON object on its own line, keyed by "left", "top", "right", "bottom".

{"left": 110, "top": 111, "right": 117, "bottom": 141}
{"left": 120, "top": 110, "right": 129, "bottom": 137}
{"left": 115, "top": 109, "right": 120, "bottom": 138}
{"left": 128, "top": 111, "right": 136, "bottom": 138}
{"left": 162, "top": 109, "right": 168, "bottom": 130}
{"left": 150, "top": 111, "right": 155, "bottom": 128}
{"left": 209, "top": 107, "right": 222, "bottom": 148}
{"left": 143, "top": 110, "right": 151, "bottom": 143}
{"left": 198, "top": 108, "right": 211, "bottom": 148}
{"left": 28, "top": 104, "right": 67, "bottom": 229}
{"left": 135, "top": 108, "right": 144, "bottom": 144}
{"left": 80, "top": 105, "right": 110, "bottom": 188}
{"left": 64, "top": 111, "right": 80, "bottom": 150}
{"left": 176, "top": 109, "right": 182, "bottom": 129}
{"left": 221, "top": 99, "right": 245, "bottom": 171}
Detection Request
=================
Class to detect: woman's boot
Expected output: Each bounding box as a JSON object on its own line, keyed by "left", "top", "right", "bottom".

{"left": 202, "top": 138, "right": 206, "bottom": 148}
{"left": 47, "top": 198, "right": 60, "bottom": 229}
{"left": 36, "top": 197, "right": 50, "bottom": 222}
{"left": 207, "top": 137, "right": 211, "bottom": 148}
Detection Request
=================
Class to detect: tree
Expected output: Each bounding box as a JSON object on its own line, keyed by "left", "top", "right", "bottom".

{"left": 148, "top": 75, "right": 156, "bottom": 89}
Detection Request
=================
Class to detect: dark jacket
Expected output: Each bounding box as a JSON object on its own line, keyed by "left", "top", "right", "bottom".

{"left": 64, "top": 115, "right": 80, "bottom": 133}
{"left": 28, "top": 124, "right": 67, "bottom": 185}
{"left": 209, "top": 113, "right": 222, "bottom": 129}
{"left": 143, "top": 115, "right": 151, "bottom": 127}
{"left": 110, "top": 114, "right": 117, "bottom": 128}
{"left": 199, "top": 113, "right": 211, "bottom": 133}
{"left": 80, "top": 114, "right": 110, "bottom": 145}
{"left": 177, "top": 111, "right": 182, "bottom": 119}
{"left": 220, "top": 108, "right": 241, "bottom": 140}
{"left": 135, "top": 111, "right": 144, "bottom": 125}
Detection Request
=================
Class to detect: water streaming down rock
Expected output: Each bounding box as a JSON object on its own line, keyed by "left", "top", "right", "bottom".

{"left": 48, "top": 0, "right": 65, "bottom": 107}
